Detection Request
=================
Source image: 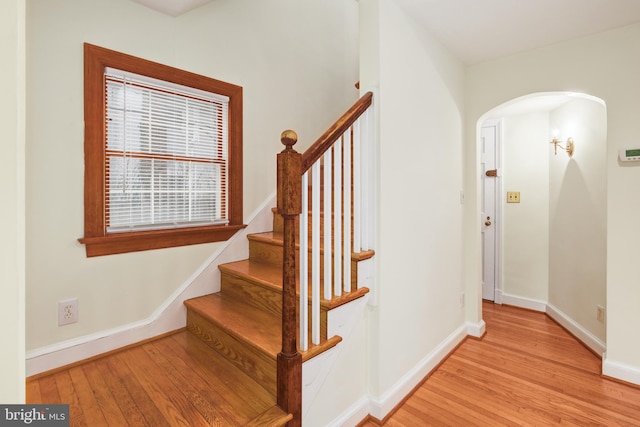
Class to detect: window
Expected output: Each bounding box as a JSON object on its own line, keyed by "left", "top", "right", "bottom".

{"left": 80, "top": 44, "right": 244, "bottom": 256}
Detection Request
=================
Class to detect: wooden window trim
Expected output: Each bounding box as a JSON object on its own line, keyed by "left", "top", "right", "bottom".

{"left": 79, "top": 43, "right": 245, "bottom": 257}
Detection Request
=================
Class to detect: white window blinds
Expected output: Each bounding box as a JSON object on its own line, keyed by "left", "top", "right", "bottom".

{"left": 104, "top": 67, "right": 229, "bottom": 233}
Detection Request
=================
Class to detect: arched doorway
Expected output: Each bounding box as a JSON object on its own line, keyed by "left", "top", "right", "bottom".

{"left": 479, "top": 91, "right": 607, "bottom": 354}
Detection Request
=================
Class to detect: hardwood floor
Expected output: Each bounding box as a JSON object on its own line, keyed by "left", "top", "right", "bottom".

{"left": 361, "top": 302, "right": 640, "bottom": 426}
{"left": 28, "top": 302, "right": 640, "bottom": 426}
{"left": 27, "top": 331, "right": 280, "bottom": 426}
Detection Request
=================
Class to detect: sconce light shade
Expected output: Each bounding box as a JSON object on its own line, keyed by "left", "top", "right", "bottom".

{"left": 551, "top": 137, "right": 575, "bottom": 157}
{"left": 565, "top": 137, "right": 575, "bottom": 157}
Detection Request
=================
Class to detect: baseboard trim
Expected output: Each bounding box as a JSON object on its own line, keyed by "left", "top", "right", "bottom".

{"left": 546, "top": 303, "right": 606, "bottom": 357}
{"left": 326, "top": 396, "right": 371, "bottom": 427}
{"left": 501, "top": 292, "right": 546, "bottom": 312}
{"left": 466, "top": 319, "right": 486, "bottom": 338}
{"left": 603, "top": 356, "right": 640, "bottom": 387}
{"left": 26, "top": 194, "right": 276, "bottom": 377}
{"left": 367, "top": 323, "right": 467, "bottom": 421}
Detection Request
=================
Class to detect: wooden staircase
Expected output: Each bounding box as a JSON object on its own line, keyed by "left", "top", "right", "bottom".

{"left": 184, "top": 92, "right": 373, "bottom": 426}
{"left": 184, "top": 211, "right": 370, "bottom": 426}
{"left": 185, "top": 208, "right": 371, "bottom": 426}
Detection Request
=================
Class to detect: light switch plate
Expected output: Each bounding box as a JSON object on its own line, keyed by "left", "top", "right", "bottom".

{"left": 507, "top": 192, "right": 520, "bottom": 203}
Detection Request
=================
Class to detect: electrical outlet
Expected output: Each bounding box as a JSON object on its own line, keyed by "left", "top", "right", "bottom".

{"left": 58, "top": 298, "right": 78, "bottom": 326}
{"left": 596, "top": 305, "right": 605, "bottom": 323}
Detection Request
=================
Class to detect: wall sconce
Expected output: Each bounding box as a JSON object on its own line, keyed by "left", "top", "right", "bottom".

{"left": 550, "top": 134, "right": 575, "bottom": 157}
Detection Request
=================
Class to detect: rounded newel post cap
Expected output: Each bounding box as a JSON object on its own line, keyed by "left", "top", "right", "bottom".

{"left": 280, "top": 130, "right": 298, "bottom": 148}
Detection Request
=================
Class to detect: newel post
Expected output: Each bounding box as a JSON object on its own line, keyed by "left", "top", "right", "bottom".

{"left": 276, "top": 130, "right": 302, "bottom": 426}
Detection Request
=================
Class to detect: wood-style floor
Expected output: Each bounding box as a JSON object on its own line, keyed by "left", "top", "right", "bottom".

{"left": 28, "top": 302, "right": 640, "bottom": 426}
{"left": 26, "top": 331, "right": 279, "bottom": 426}
{"left": 362, "top": 302, "right": 640, "bottom": 426}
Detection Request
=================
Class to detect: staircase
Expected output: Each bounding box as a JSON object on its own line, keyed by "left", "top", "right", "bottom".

{"left": 183, "top": 92, "right": 374, "bottom": 426}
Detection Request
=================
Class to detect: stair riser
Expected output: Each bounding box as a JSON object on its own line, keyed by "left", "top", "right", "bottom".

{"left": 273, "top": 211, "right": 355, "bottom": 239}
{"left": 186, "top": 310, "right": 277, "bottom": 396}
{"left": 221, "top": 272, "right": 282, "bottom": 317}
{"left": 220, "top": 271, "right": 328, "bottom": 341}
{"left": 249, "top": 239, "right": 359, "bottom": 291}
{"left": 249, "top": 238, "right": 285, "bottom": 267}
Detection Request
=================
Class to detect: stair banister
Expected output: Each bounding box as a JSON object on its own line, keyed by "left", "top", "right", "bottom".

{"left": 297, "top": 91, "right": 374, "bottom": 349}
{"left": 276, "top": 130, "right": 303, "bottom": 426}
{"left": 301, "top": 92, "right": 373, "bottom": 171}
{"left": 277, "top": 91, "right": 374, "bottom": 425}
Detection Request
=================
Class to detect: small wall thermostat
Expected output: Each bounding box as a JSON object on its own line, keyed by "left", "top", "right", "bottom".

{"left": 619, "top": 148, "right": 640, "bottom": 162}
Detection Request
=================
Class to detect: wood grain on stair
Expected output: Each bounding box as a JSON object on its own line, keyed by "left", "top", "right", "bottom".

{"left": 221, "top": 258, "right": 369, "bottom": 308}
{"left": 248, "top": 231, "right": 367, "bottom": 291}
{"left": 244, "top": 405, "right": 293, "bottom": 427}
{"left": 185, "top": 294, "right": 281, "bottom": 356}
{"left": 220, "top": 260, "right": 283, "bottom": 317}
{"left": 185, "top": 294, "right": 280, "bottom": 395}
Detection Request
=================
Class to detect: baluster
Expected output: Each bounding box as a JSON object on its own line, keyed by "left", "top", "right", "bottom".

{"left": 343, "top": 129, "right": 352, "bottom": 294}
{"left": 333, "top": 137, "right": 342, "bottom": 297}
{"left": 300, "top": 172, "right": 309, "bottom": 351}
{"left": 311, "top": 162, "right": 321, "bottom": 345}
{"left": 353, "top": 120, "right": 362, "bottom": 254}
{"left": 323, "top": 149, "right": 333, "bottom": 300}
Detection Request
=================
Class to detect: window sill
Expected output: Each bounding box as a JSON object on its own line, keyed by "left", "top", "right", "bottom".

{"left": 79, "top": 224, "right": 247, "bottom": 257}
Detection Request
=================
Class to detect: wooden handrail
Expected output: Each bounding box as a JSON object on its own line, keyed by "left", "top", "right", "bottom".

{"left": 276, "top": 130, "right": 303, "bottom": 427}
{"left": 276, "top": 92, "right": 374, "bottom": 425}
{"left": 301, "top": 92, "right": 373, "bottom": 172}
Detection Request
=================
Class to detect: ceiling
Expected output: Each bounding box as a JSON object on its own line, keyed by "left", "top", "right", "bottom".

{"left": 396, "top": 0, "right": 640, "bottom": 65}
{"left": 133, "top": 0, "right": 640, "bottom": 65}
{"left": 131, "top": 0, "right": 214, "bottom": 17}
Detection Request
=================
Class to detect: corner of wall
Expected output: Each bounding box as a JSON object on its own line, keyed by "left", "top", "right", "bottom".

{"left": 602, "top": 356, "right": 640, "bottom": 387}
{"left": 366, "top": 323, "right": 467, "bottom": 421}
{"left": 546, "top": 303, "right": 606, "bottom": 356}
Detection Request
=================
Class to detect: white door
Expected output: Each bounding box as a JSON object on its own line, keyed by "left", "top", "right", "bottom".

{"left": 481, "top": 122, "right": 500, "bottom": 301}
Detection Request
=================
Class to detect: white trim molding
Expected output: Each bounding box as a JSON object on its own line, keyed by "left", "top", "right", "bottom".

{"left": 501, "top": 292, "right": 547, "bottom": 312}
{"left": 325, "top": 396, "right": 370, "bottom": 427}
{"left": 546, "top": 303, "right": 606, "bottom": 357}
{"left": 367, "top": 324, "right": 467, "bottom": 421}
{"left": 26, "top": 194, "right": 276, "bottom": 376}
{"left": 603, "top": 355, "right": 640, "bottom": 387}
{"left": 466, "top": 319, "right": 486, "bottom": 338}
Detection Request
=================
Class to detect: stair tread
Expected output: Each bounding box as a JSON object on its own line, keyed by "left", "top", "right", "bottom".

{"left": 244, "top": 405, "right": 292, "bottom": 427}
{"left": 248, "top": 231, "right": 374, "bottom": 259}
{"left": 220, "top": 259, "right": 283, "bottom": 288}
{"left": 185, "top": 293, "right": 281, "bottom": 358}
{"left": 248, "top": 231, "right": 284, "bottom": 244}
{"left": 220, "top": 259, "right": 370, "bottom": 308}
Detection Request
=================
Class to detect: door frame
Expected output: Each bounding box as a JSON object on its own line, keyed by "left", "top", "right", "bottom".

{"left": 481, "top": 118, "right": 504, "bottom": 304}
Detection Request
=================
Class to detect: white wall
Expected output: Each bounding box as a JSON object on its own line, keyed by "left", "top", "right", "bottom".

{"left": 360, "top": 0, "right": 466, "bottom": 412}
{"left": 26, "top": 0, "right": 358, "bottom": 352}
{"left": 501, "top": 112, "right": 550, "bottom": 302}
{"left": 0, "top": 0, "right": 26, "bottom": 403}
{"left": 466, "top": 23, "right": 640, "bottom": 384}
{"left": 548, "top": 98, "right": 607, "bottom": 343}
